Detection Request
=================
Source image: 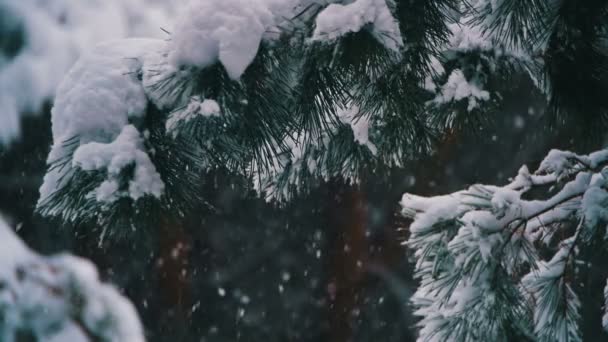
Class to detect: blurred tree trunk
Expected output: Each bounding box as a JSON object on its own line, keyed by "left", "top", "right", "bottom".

{"left": 157, "top": 216, "right": 192, "bottom": 318}
{"left": 325, "top": 182, "right": 369, "bottom": 342}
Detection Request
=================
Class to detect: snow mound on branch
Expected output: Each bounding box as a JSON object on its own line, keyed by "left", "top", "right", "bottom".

{"left": 0, "top": 0, "right": 181, "bottom": 145}
{"left": 581, "top": 185, "right": 608, "bottom": 227}
{"left": 337, "top": 105, "right": 377, "bottom": 155}
{"left": 447, "top": 19, "right": 493, "bottom": 52}
{"left": 0, "top": 217, "right": 144, "bottom": 342}
{"left": 38, "top": 39, "right": 167, "bottom": 206}
{"left": 312, "top": 0, "right": 403, "bottom": 51}
{"left": 73, "top": 125, "right": 164, "bottom": 202}
{"left": 200, "top": 98, "right": 221, "bottom": 116}
{"left": 401, "top": 192, "right": 466, "bottom": 234}
{"left": 169, "top": 0, "right": 275, "bottom": 79}
{"left": 537, "top": 149, "right": 608, "bottom": 181}
{"left": 430, "top": 69, "right": 490, "bottom": 111}
{"left": 537, "top": 149, "right": 581, "bottom": 178}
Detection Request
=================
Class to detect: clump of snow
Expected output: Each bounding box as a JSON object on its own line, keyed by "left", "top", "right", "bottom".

{"left": 50, "top": 39, "right": 163, "bottom": 145}
{"left": 537, "top": 149, "right": 581, "bottom": 179}
{"left": 337, "top": 104, "right": 377, "bottom": 155}
{"left": 311, "top": 0, "right": 403, "bottom": 51}
{"left": 168, "top": 0, "right": 275, "bottom": 79}
{"left": 447, "top": 19, "right": 493, "bottom": 52}
{"left": 0, "top": 217, "right": 145, "bottom": 342}
{"left": 588, "top": 150, "right": 608, "bottom": 168}
{"left": 38, "top": 39, "right": 167, "bottom": 206}
{"left": 73, "top": 125, "right": 164, "bottom": 202}
{"left": 166, "top": 97, "right": 221, "bottom": 136}
{"left": 401, "top": 192, "right": 466, "bottom": 234}
{"left": 507, "top": 165, "right": 557, "bottom": 191}
{"left": 581, "top": 186, "right": 608, "bottom": 228}
{"left": 490, "top": 187, "right": 521, "bottom": 219}
{"left": 0, "top": 0, "right": 182, "bottom": 145}
{"left": 200, "top": 99, "right": 221, "bottom": 116}
{"left": 430, "top": 69, "right": 490, "bottom": 111}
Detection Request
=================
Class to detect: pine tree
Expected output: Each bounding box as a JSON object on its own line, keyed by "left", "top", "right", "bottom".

{"left": 32, "top": 0, "right": 608, "bottom": 339}
{"left": 402, "top": 148, "right": 608, "bottom": 341}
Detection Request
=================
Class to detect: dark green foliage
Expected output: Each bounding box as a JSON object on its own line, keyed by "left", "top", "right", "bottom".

{"left": 395, "top": 0, "right": 458, "bottom": 77}
{"left": 472, "top": 0, "right": 550, "bottom": 49}
{"left": 471, "top": 0, "right": 608, "bottom": 146}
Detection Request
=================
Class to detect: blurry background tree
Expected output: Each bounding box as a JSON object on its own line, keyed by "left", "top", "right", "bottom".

{"left": 0, "top": 217, "right": 145, "bottom": 342}
{"left": 1, "top": 0, "right": 607, "bottom": 341}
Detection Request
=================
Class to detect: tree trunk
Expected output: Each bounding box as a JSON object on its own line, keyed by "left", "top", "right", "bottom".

{"left": 157, "top": 216, "right": 192, "bottom": 319}
{"left": 325, "top": 183, "right": 369, "bottom": 342}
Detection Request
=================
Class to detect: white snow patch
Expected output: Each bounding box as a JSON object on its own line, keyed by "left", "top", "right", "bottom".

{"left": 312, "top": 0, "right": 403, "bottom": 51}
{"left": 337, "top": 104, "right": 377, "bottom": 155}
{"left": 72, "top": 125, "right": 164, "bottom": 202}
{"left": 447, "top": 19, "right": 493, "bottom": 52}
{"left": 431, "top": 69, "right": 490, "bottom": 111}
{"left": 168, "top": 0, "right": 275, "bottom": 79}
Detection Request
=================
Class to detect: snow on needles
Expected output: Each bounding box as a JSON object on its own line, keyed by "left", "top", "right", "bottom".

{"left": 73, "top": 125, "right": 164, "bottom": 202}
{"left": 0, "top": 217, "right": 145, "bottom": 342}
{"left": 402, "top": 147, "right": 608, "bottom": 341}
{"left": 166, "top": 97, "right": 221, "bottom": 136}
{"left": 430, "top": 69, "right": 490, "bottom": 112}
{"left": 337, "top": 104, "right": 377, "bottom": 155}
{"left": 312, "top": 0, "right": 403, "bottom": 51}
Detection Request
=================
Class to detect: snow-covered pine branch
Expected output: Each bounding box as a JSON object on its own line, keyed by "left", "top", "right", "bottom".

{"left": 36, "top": 0, "right": 432, "bottom": 228}
{"left": 35, "top": 0, "right": 608, "bottom": 237}
{"left": 0, "top": 218, "right": 144, "bottom": 342}
{"left": 402, "top": 148, "right": 608, "bottom": 341}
